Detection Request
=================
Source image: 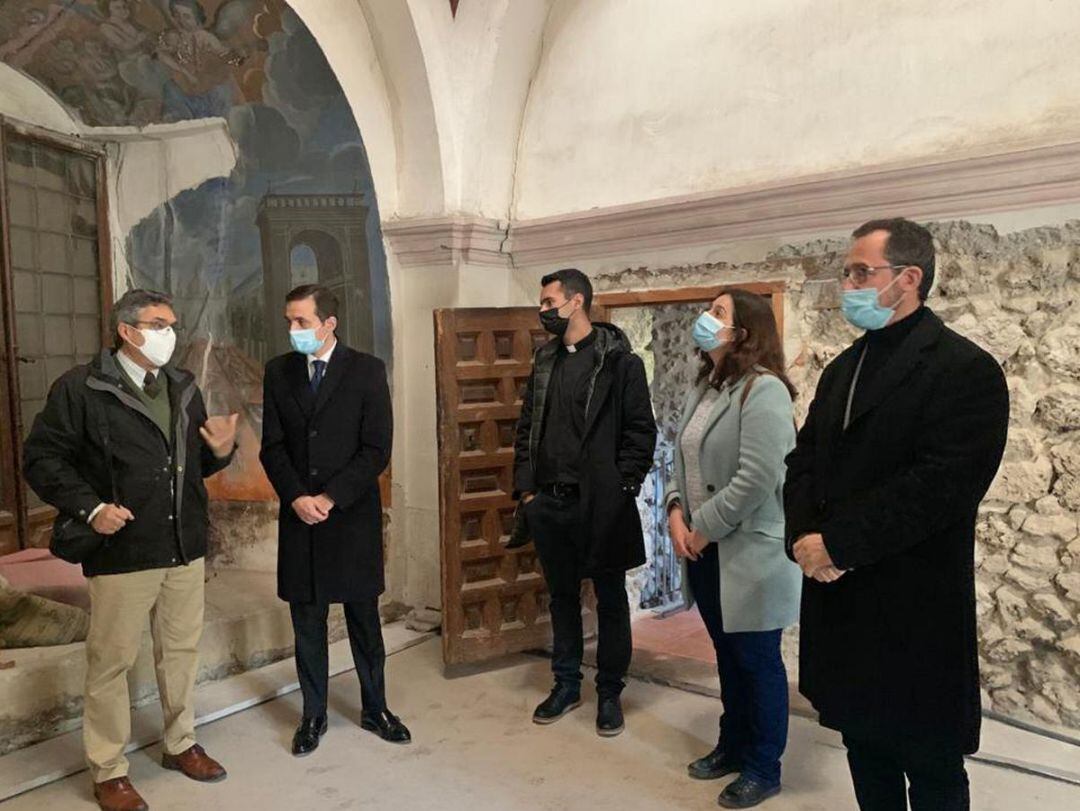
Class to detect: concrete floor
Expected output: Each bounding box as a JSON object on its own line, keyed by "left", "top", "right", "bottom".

{"left": 3, "top": 638, "right": 1077, "bottom": 811}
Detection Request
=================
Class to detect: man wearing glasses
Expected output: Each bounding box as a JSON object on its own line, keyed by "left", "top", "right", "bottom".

{"left": 784, "top": 219, "right": 1008, "bottom": 810}
{"left": 24, "top": 289, "right": 238, "bottom": 811}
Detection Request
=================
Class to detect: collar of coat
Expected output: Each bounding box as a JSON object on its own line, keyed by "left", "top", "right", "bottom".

{"left": 285, "top": 340, "right": 355, "bottom": 418}
{"left": 85, "top": 349, "right": 199, "bottom": 442}
{"left": 527, "top": 323, "right": 633, "bottom": 469}
{"left": 677, "top": 365, "right": 770, "bottom": 443}
{"left": 837, "top": 305, "right": 945, "bottom": 430}
{"left": 533, "top": 321, "right": 630, "bottom": 369}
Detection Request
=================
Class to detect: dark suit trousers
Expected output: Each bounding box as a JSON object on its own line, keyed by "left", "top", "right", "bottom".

{"left": 843, "top": 732, "right": 970, "bottom": 811}
{"left": 290, "top": 598, "right": 387, "bottom": 719}
{"left": 528, "top": 490, "right": 631, "bottom": 696}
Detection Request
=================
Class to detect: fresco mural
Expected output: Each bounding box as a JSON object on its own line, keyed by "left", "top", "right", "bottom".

{"left": 0, "top": 0, "right": 264, "bottom": 126}
{"left": 0, "top": 0, "right": 393, "bottom": 501}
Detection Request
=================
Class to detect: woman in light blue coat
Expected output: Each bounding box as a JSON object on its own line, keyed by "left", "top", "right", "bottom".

{"left": 665, "top": 287, "right": 801, "bottom": 809}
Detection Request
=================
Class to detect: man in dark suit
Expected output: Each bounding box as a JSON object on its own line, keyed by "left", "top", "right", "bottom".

{"left": 260, "top": 283, "right": 408, "bottom": 756}
{"left": 784, "top": 218, "right": 1009, "bottom": 811}
{"left": 513, "top": 268, "right": 657, "bottom": 737}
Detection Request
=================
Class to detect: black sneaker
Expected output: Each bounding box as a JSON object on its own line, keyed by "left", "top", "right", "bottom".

{"left": 532, "top": 684, "right": 582, "bottom": 724}
{"left": 688, "top": 744, "right": 742, "bottom": 780}
{"left": 717, "top": 774, "right": 781, "bottom": 808}
{"left": 596, "top": 694, "right": 624, "bottom": 737}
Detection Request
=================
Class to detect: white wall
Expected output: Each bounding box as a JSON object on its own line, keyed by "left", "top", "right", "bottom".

{"left": 512, "top": 0, "right": 1080, "bottom": 219}
{"left": 302, "top": 0, "right": 548, "bottom": 608}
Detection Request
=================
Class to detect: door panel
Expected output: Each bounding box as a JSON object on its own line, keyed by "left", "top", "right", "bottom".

{"left": 436, "top": 308, "right": 586, "bottom": 665}
{"left": 0, "top": 129, "right": 109, "bottom": 552}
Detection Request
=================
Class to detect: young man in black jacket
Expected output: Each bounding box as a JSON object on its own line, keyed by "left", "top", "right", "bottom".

{"left": 513, "top": 268, "right": 657, "bottom": 736}
{"left": 24, "top": 289, "right": 237, "bottom": 811}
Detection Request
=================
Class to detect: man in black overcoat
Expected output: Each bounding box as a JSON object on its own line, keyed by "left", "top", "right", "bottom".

{"left": 260, "top": 283, "right": 408, "bottom": 756}
{"left": 512, "top": 268, "right": 657, "bottom": 737}
{"left": 784, "top": 218, "right": 1009, "bottom": 810}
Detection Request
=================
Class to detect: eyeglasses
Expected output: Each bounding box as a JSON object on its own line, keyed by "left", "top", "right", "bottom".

{"left": 840, "top": 264, "right": 908, "bottom": 285}
{"left": 131, "top": 320, "right": 182, "bottom": 333}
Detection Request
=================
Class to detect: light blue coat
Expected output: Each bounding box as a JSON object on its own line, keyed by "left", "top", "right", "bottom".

{"left": 665, "top": 372, "right": 802, "bottom": 633}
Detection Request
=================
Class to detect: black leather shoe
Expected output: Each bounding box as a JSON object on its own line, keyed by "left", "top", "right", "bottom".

{"left": 596, "top": 694, "right": 624, "bottom": 737}
{"left": 360, "top": 709, "right": 412, "bottom": 744}
{"left": 532, "top": 684, "right": 582, "bottom": 724}
{"left": 291, "top": 715, "right": 327, "bottom": 757}
{"left": 688, "top": 744, "right": 742, "bottom": 780}
{"left": 717, "top": 774, "right": 781, "bottom": 808}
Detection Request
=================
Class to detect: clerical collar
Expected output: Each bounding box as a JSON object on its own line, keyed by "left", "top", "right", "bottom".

{"left": 562, "top": 328, "right": 597, "bottom": 354}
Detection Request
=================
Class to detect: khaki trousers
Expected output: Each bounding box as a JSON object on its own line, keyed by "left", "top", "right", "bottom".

{"left": 84, "top": 558, "right": 205, "bottom": 783}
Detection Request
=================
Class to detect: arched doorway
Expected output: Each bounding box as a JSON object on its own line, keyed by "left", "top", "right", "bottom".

{"left": 256, "top": 195, "right": 375, "bottom": 357}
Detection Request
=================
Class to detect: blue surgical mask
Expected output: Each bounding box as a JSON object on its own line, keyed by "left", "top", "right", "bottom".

{"left": 840, "top": 272, "right": 905, "bottom": 331}
{"left": 289, "top": 328, "right": 324, "bottom": 355}
{"left": 692, "top": 311, "right": 730, "bottom": 352}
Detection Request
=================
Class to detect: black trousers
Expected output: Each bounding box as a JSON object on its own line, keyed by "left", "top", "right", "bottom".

{"left": 527, "top": 490, "right": 631, "bottom": 696}
{"left": 843, "top": 732, "right": 970, "bottom": 811}
{"left": 290, "top": 598, "right": 387, "bottom": 720}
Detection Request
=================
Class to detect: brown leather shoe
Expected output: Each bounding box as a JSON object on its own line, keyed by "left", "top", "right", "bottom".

{"left": 93, "top": 777, "right": 148, "bottom": 811}
{"left": 161, "top": 743, "right": 227, "bottom": 782}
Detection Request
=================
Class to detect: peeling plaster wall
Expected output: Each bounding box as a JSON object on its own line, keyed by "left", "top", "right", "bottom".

{"left": 514, "top": 0, "right": 1080, "bottom": 219}
{"left": 594, "top": 218, "right": 1080, "bottom": 733}
{"left": 0, "top": 63, "right": 78, "bottom": 134}
{"left": 82, "top": 119, "right": 239, "bottom": 294}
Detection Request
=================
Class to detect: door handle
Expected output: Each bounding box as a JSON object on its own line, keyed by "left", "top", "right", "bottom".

{"left": 16, "top": 356, "right": 36, "bottom": 364}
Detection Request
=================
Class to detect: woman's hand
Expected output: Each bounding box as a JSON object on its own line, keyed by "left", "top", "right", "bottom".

{"left": 686, "top": 529, "right": 709, "bottom": 560}
{"left": 669, "top": 505, "right": 691, "bottom": 558}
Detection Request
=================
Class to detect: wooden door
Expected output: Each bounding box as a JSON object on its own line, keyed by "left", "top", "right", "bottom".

{"left": 0, "top": 123, "right": 111, "bottom": 553}
{"left": 435, "top": 308, "right": 572, "bottom": 665}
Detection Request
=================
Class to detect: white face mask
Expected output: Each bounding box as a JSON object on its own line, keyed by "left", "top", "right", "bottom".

{"left": 135, "top": 326, "right": 176, "bottom": 368}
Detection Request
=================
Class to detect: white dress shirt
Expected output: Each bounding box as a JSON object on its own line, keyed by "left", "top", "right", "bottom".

{"left": 116, "top": 347, "right": 159, "bottom": 389}
{"left": 307, "top": 339, "right": 337, "bottom": 380}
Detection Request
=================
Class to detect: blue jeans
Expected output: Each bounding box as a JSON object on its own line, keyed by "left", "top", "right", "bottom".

{"left": 686, "top": 542, "right": 788, "bottom": 787}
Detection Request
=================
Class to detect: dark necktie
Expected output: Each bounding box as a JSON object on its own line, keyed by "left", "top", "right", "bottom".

{"left": 143, "top": 371, "right": 160, "bottom": 398}
{"left": 310, "top": 359, "right": 326, "bottom": 393}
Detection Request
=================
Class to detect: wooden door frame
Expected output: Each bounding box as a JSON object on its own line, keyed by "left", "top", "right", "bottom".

{"left": 0, "top": 117, "right": 114, "bottom": 550}
{"left": 591, "top": 280, "right": 786, "bottom": 332}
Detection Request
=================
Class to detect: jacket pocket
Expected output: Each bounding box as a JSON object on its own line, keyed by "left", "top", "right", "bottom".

{"left": 741, "top": 513, "right": 785, "bottom": 537}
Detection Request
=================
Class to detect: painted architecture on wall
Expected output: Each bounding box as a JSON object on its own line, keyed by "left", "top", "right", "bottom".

{"left": 0, "top": 0, "right": 393, "bottom": 501}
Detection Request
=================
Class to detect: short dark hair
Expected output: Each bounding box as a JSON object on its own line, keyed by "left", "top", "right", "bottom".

{"left": 286, "top": 284, "right": 338, "bottom": 321}
{"left": 540, "top": 268, "right": 593, "bottom": 312}
{"left": 111, "top": 288, "right": 173, "bottom": 349}
{"left": 852, "top": 217, "right": 935, "bottom": 301}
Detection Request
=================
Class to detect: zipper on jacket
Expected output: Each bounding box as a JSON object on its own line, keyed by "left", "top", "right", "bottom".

{"left": 583, "top": 351, "right": 607, "bottom": 418}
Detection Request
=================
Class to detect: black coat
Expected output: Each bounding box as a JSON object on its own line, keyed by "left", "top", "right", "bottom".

{"left": 513, "top": 323, "right": 657, "bottom": 574}
{"left": 23, "top": 349, "right": 232, "bottom": 576}
{"left": 260, "top": 344, "right": 391, "bottom": 603}
{"left": 784, "top": 308, "right": 1009, "bottom": 753}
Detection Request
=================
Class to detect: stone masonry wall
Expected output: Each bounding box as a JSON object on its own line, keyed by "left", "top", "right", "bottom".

{"left": 595, "top": 219, "right": 1080, "bottom": 733}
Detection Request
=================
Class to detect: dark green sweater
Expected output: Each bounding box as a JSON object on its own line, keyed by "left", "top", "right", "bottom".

{"left": 118, "top": 365, "right": 172, "bottom": 442}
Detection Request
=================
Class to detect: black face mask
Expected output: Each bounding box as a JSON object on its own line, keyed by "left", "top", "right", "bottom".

{"left": 539, "top": 301, "right": 572, "bottom": 336}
